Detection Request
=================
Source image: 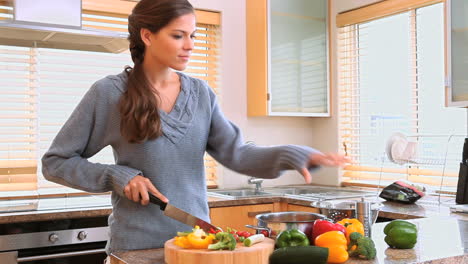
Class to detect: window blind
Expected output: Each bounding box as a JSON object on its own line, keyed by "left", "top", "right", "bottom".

{"left": 0, "top": 8, "right": 221, "bottom": 194}
{"left": 337, "top": 2, "right": 467, "bottom": 194}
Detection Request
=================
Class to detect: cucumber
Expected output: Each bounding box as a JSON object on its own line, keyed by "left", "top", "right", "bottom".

{"left": 269, "top": 246, "right": 328, "bottom": 264}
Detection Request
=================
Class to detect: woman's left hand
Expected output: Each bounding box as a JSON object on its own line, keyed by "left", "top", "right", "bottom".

{"left": 300, "top": 153, "right": 351, "bottom": 183}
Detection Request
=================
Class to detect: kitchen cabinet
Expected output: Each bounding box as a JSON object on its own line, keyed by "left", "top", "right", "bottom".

{"left": 287, "top": 204, "right": 320, "bottom": 213}
{"left": 446, "top": 0, "right": 468, "bottom": 107}
{"left": 210, "top": 204, "right": 274, "bottom": 232}
{"left": 81, "top": 0, "right": 219, "bottom": 25}
{"left": 209, "top": 203, "right": 320, "bottom": 232}
{"left": 246, "top": 0, "right": 330, "bottom": 116}
{"left": 82, "top": 0, "right": 134, "bottom": 15}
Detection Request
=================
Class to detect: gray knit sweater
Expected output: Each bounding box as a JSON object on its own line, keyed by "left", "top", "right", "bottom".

{"left": 41, "top": 71, "right": 319, "bottom": 253}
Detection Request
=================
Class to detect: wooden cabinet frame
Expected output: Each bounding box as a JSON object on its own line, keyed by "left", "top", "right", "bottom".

{"left": 246, "top": 0, "right": 331, "bottom": 117}
{"left": 445, "top": 0, "right": 468, "bottom": 107}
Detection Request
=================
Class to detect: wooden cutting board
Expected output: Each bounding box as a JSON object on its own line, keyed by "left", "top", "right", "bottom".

{"left": 164, "top": 238, "right": 275, "bottom": 264}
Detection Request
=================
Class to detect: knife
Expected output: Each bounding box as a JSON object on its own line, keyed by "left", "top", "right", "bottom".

{"left": 148, "top": 193, "right": 219, "bottom": 233}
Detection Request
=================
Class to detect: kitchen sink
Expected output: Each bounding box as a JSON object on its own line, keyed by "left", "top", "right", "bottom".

{"left": 265, "top": 186, "right": 376, "bottom": 200}
{"left": 207, "top": 186, "right": 377, "bottom": 200}
{"left": 207, "top": 189, "right": 274, "bottom": 199}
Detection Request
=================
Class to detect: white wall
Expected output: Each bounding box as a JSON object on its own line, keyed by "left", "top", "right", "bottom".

{"left": 190, "top": 0, "right": 381, "bottom": 189}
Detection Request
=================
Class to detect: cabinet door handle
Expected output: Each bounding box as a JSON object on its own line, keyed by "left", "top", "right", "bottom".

{"left": 248, "top": 210, "right": 271, "bottom": 217}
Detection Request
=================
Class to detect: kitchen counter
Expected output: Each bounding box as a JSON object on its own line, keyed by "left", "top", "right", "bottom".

{"left": 109, "top": 217, "right": 468, "bottom": 264}
{"left": 0, "top": 195, "right": 112, "bottom": 224}
{"left": 0, "top": 186, "right": 465, "bottom": 223}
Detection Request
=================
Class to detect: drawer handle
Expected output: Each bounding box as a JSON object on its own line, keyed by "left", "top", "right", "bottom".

{"left": 248, "top": 210, "right": 271, "bottom": 217}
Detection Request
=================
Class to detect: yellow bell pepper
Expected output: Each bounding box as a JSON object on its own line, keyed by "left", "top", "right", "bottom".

{"left": 314, "top": 231, "right": 349, "bottom": 264}
{"left": 186, "top": 233, "right": 215, "bottom": 249}
{"left": 173, "top": 226, "right": 215, "bottom": 249}
{"left": 337, "top": 218, "right": 365, "bottom": 244}
{"left": 174, "top": 236, "right": 191, "bottom": 248}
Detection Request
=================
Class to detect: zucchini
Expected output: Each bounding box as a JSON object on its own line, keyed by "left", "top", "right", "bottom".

{"left": 269, "top": 246, "right": 328, "bottom": 264}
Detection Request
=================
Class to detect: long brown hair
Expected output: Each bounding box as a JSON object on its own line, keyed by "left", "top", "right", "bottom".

{"left": 119, "top": 0, "right": 194, "bottom": 143}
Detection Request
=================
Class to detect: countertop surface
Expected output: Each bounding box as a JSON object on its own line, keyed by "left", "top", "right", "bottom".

{"left": 110, "top": 217, "right": 468, "bottom": 264}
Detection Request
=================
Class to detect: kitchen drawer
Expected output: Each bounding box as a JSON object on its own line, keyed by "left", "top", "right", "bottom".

{"left": 287, "top": 204, "right": 320, "bottom": 213}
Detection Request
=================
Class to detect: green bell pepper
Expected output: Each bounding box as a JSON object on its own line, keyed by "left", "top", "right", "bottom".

{"left": 383, "top": 220, "right": 418, "bottom": 249}
{"left": 275, "top": 229, "right": 310, "bottom": 248}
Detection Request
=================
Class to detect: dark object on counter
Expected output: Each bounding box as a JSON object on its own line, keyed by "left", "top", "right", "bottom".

{"left": 379, "top": 180, "right": 425, "bottom": 204}
{"left": 383, "top": 220, "right": 418, "bottom": 249}
{"left": 456, "top": 138, "right": 468, "bottom": 204}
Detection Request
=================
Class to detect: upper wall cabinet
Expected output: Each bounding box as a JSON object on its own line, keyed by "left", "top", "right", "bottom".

{"left": 446, "top": 0, "right": 468, "bottom": 107}
{"left": 247, "top": 0, "right": 330, "bottom": 117}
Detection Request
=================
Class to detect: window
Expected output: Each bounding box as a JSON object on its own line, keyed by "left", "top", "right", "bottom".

{"left": 0, "top": 7, "right": 221, "bottom": 197}
{"left": 337, "top": 1, "right": 467, "bottom": 194}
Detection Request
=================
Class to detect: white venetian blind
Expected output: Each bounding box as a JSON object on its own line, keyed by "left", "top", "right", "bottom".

{"left": 37, "top": 48, "right": 132, "bottom": 190}
{"left": 337, "top": 1, "right": 467, "bottom": 193}
{"left": 0, "top": 46, "right": 38, "bottom": 192}
{"left": 0, "top": 7, "right": 221, "bottom": 194}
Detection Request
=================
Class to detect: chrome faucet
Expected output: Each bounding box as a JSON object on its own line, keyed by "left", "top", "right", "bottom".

{"left": 248, "top": 177, "right": 264, "bottom": 192}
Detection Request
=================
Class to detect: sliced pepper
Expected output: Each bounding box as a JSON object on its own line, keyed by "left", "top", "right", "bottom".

{"left": 174, "top": 236, "right": 191, "bottom": 248}
{"left": 315, "top": 231, "right": 349, "bottom": 264}
{"left": 186, "top": 233, "right": 215, "bottom": 249}
{"left": 336, "top": 218, "right": 365, "bottom": 244}
{"left": 312, "top": 219, "right": 346, "bottom": 243}
{"left": 275, "top": 229, "right": 310, "bottom": 248}
{"left": 174, "top": 226, "right": 215, "bottom": 249}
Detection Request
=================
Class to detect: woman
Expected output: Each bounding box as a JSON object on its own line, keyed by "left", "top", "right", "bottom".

{"left": 41, "top": 0, "right": 348, "bottom": 255}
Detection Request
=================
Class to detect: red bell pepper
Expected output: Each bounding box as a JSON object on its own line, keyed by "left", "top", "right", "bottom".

{"left": 311, "top": 220, "right": 346, "bottom": 243}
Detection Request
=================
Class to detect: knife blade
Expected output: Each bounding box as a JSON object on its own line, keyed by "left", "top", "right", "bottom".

{"left": 148, "top": 193, "right": 219, "bottom": 233}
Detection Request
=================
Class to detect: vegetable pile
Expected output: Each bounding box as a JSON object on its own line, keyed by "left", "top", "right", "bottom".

{"left": 269, "top": 218, "right": 377, "bottom": 264}
{"left": 173, "top": 226, "right": 265, "bottom": 251}
{"left": 174, "top": 226, "right": 215, "bottom": 249}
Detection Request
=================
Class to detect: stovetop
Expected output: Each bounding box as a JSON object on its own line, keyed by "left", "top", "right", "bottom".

{"left": 0, "top": 195, "right": 112, "bottom": 213}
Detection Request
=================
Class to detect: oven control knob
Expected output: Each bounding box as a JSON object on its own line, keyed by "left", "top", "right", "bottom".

{"left": 77, "top": 231, "right": 88, "bottom": 241}
{"left": 49, "top": 233, "right": 59, "bottom": 243}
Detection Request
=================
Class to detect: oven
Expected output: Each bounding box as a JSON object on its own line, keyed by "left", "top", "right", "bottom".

{"left": 0, "top": 216, "right": 109, "bottom": 264}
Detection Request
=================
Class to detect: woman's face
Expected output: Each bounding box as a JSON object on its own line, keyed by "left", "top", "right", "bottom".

{"left": 143, "top": 13, "right": 196, "bottom": 71}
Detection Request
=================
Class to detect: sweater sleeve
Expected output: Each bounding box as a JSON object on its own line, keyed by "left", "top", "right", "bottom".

{"left": 204, "top": 85, "right": 321, "bottom": 179}
{"left": 41, "top": 81, "right": 141, "bottom": 196}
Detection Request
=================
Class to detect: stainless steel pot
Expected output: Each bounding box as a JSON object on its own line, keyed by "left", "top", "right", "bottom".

{"left": 245, "top": 211, "right": 328, "bottom": 241}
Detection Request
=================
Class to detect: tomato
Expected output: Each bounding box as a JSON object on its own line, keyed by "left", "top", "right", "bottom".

{"left": 260, "top": 230, "right": 269, "bottom": 237}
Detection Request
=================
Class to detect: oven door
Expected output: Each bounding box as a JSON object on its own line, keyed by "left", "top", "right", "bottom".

{"left": 0, "top": 226, "right": 108, "bottom": 264}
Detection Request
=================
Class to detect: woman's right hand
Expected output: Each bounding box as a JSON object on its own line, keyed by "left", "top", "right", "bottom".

{"left": 124, "top": 175, "right": 168, "bottom": 206}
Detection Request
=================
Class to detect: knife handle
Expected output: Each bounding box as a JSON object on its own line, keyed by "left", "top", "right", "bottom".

{"left": 148, "top": 193, "right": 167, "bottom": 211}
